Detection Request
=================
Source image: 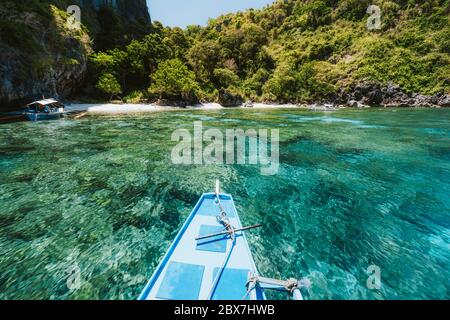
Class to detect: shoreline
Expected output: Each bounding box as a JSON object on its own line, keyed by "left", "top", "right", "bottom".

{"left": 64, "top": 82, "right": 450, "bottom": 114}
{"left": 64, "top": 101, "right": 448, "bottom": 115}
{"left": 65, "top": 102, "right": 307, "bottom": 114}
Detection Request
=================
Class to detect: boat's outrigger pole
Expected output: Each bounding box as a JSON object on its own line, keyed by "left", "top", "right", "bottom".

{"left": 195, "top": 224, "right": 263, "bottom": 241}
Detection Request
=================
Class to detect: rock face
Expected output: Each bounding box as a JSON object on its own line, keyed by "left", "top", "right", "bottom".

{"left": 218, "top": 90, "right": 244, "bottom": 107}
{"left": 0, "top": 1, "right": 92, "bottom": 110}
{"left": 82, "top": 0, "right": 151, "bottom": 23}
{"left": 116, "top": 0, "right": 151, "bottom": 23}
{"left": 0, "top": 41, "right": 88, "bottom": 109}
{"left": 333, "top": 82, "right": 450, "bottom": 108}
{"left": 0, "top": 0, "right": 151, "bottom": 111}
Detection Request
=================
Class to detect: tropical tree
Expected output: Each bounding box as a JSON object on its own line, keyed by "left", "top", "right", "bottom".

{"left": 187, "top": 40, "right": 223, "bottom": 86}
{"left": 148, "top": 59, "right": 200, "bottom": 103}
{"left": 97, "top": 73, "right": 122, "bottom": 101}
{"left": 213, "top": 68, "right": 240, "bottom": 89}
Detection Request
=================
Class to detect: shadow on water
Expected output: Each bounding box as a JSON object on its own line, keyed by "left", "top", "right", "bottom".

{"left": 0, "top": 114, "right": 27, "bottom": 124}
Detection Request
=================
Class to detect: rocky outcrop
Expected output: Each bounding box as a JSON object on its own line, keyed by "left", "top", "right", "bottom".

{"left": 218, "top": 90, "right": 244, "bottom": 107}
{"left": 0, "top": 47, "right": 88, "bottom": 111}
{"left": 82, "top": 0, "right": 151, "bottom": 23}
{"left": 333, "top": 82, "right": 450, "bottom": 108}
{"left": 154, "top": 99, "right": 189, "bottom": 108}
{"left": 0, "top": 1, "right": 92, "bottom": 110}
{"left": 0, "top": 0, "right": 152, "bottom": 111}
{"left": 116, "top": 0, "right": 151, "bottom": 23}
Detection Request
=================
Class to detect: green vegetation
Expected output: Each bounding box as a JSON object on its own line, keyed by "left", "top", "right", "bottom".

{"left": 0, "top": 1, "right": 93, "bottom": 110}
{"left": 0, "top": 0, "right": 153, "bottom": 109}
{"left": 148, "top": 59, "right": 200, "bottom": 103}
{"left": 4, "top": 0, "right": 447, "bottom": 105}
{"left": 124, "top": 90, "right": 144, "bottom": 104}
{"left": 87, "top": 0, "right": 449, "bottom": 103}
{"left": 96, "top": 73, "right": 122, "bottom": 101}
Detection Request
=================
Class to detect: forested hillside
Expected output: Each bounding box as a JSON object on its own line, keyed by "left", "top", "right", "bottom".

{"left": 1, "top": 0, "right": 449, "bottom": 108}
{"left": 88, "top": 0, "right": 450, "bottom": 107}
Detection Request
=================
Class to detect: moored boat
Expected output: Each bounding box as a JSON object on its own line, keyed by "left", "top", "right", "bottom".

{"left": 11, "top": 98, "right": 66, "bottom": 121}
{"left": 139, "top": 181, "right": 306, "bottom": 300}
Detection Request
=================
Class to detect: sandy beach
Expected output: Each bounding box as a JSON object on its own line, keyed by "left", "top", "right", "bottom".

{"left": 64, "top": 102, "right": 310, "bottom": 114}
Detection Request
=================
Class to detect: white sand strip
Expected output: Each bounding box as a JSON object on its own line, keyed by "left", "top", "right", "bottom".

{"left": 64, "top": 102, "right": 309, "bottom": 114}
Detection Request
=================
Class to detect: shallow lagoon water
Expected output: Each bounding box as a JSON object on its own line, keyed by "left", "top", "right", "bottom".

{"left": 0, "top": 108, "right": 449, "bottom": 300}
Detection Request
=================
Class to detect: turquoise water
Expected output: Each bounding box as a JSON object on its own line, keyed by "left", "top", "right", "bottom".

{"left": 0, "top": 108, "right": 449, "bottom": 300}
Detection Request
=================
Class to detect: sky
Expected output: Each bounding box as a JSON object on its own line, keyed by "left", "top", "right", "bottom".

{"left": 146, "top": 0, "right": 275, "bottom": 28}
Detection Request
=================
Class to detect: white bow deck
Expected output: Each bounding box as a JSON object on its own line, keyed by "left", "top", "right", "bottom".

{"left": 139, "top": 193, "right": 264, "bottom": 300}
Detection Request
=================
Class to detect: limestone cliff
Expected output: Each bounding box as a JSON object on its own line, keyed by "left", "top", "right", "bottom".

{"left": 117, "top": 0, "right": 151, "bottom": 24}
{"left": 0, "top": 0, "right": 151, "bottom": 110}
{"left": 81, "top": 0, "right": 151, "bottom": 24}
{"left": 0, "top": 1, "right": 91, "bottom": 110}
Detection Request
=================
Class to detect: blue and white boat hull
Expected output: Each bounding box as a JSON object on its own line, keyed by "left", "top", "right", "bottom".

{"left": 25, "top": 112, "right": 64, "bottom": 121}
{"left": 139, "top": 193, "right": 265, "bottom": 300}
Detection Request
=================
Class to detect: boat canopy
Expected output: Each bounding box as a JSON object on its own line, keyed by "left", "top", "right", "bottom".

{"left": 27, "top": 99, "right": 59, "bottom": 106}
